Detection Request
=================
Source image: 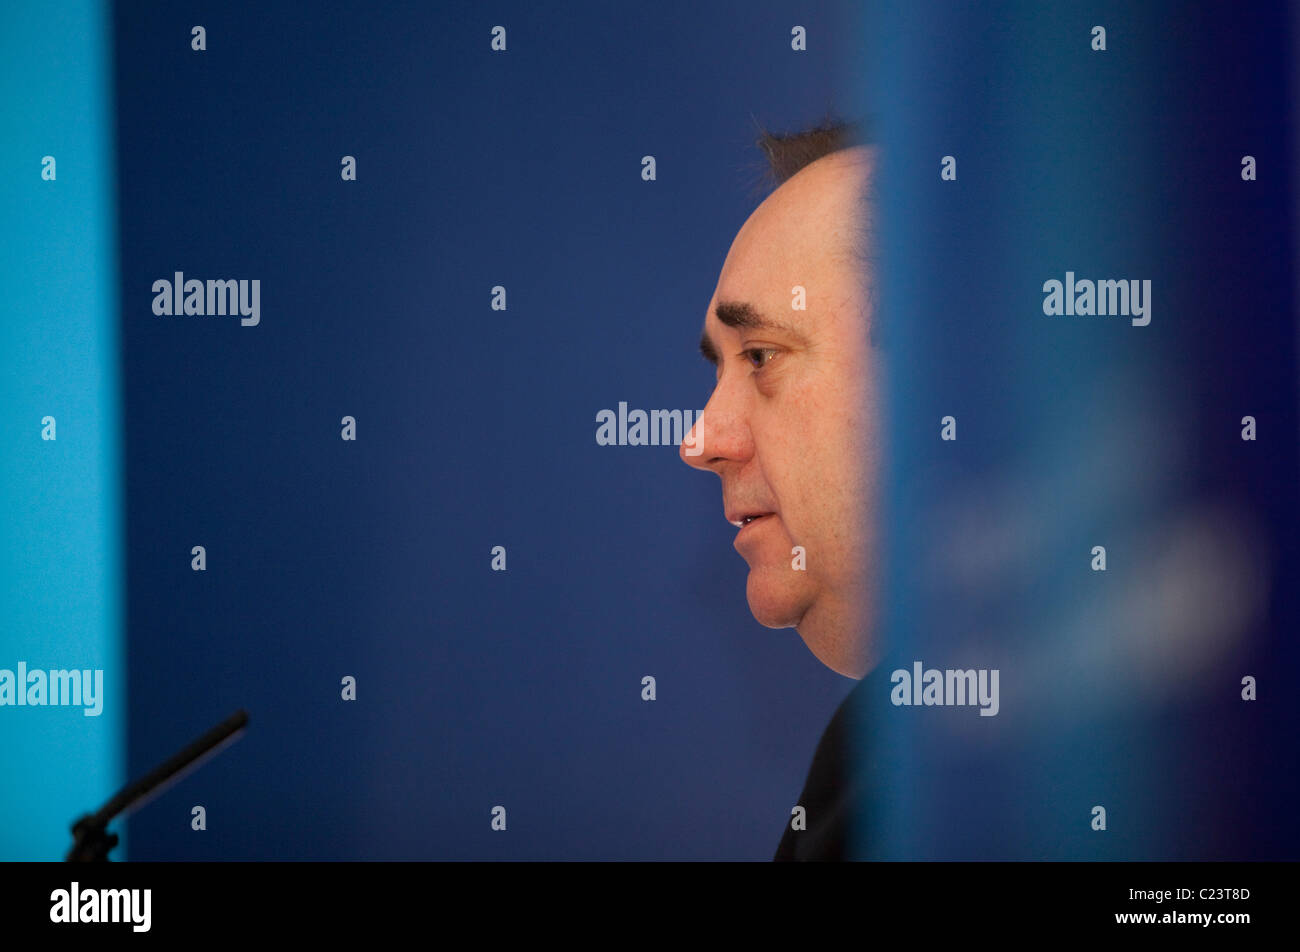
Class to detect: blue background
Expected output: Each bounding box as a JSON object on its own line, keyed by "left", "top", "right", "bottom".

{"left": 113, "top": 0, "right": 869, "bottom": 860}
{"left": 2, "top": 0, "right": 1295, "bottom": 861}
{"left": 1, "top": 0, "right": 123, "bottom": 862}
{"left": 862, "top": 0, "right": 1299, "bottom": 859}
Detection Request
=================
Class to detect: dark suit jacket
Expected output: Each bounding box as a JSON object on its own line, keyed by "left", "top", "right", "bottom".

{"left": 773, "top": 656, "right": 898, "bottom": 861}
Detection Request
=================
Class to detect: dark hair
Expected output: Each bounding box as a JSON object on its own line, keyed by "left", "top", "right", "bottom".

{"left": 746, "top": 114, "right": 880, "bottom": 346}
{"left": 753, "top": 115, "right": 871, "bottom": 189}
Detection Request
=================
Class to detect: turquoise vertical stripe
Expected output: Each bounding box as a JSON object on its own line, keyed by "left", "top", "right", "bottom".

{"left": 0, "top": 1, "right": 124, "bottom": 860}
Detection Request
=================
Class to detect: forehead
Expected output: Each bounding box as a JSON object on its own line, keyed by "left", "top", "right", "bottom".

{"left": 709, "top": 150, "right": 870, "bottom": 328}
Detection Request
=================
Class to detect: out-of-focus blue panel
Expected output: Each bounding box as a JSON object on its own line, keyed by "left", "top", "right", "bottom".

{"left": 864, "top": 0, "right": 1298, "bottom": 859}
{"left": 0, "top": 1, "right": 124, "bottom": 859}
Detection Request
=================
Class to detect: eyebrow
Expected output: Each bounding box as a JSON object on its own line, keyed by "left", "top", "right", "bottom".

{"left": 699, "top": 300, "right": 806, "bottom": 366}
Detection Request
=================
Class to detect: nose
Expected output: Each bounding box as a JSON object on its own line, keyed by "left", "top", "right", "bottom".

{"left": 679, "top": 375, "right": 753, "bottom": 473}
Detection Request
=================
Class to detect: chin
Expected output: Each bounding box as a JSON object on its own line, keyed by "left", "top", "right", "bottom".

{"left": 746, "top": 568, "right": 875, "bottom": 677}
{"left": 744, "top": 568, "right": 814, "bottom": 630}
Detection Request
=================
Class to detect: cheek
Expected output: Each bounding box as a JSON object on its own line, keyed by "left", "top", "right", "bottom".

{"left": 761, "top": 379, "right": 869, "bottom": 560}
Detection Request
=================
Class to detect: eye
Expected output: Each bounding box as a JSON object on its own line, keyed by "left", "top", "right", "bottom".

{"left": 743, "top": 347, "right": 778, "bottom": 371}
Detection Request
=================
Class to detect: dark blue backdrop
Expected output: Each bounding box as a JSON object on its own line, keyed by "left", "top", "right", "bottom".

{"left": 116, "top": 0, "right": 868, "bottom": 859}
{"left": 114, "top": 0, "right": 1298, "bottom": 860}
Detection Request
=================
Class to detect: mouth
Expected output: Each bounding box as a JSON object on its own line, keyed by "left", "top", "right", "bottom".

{"left": 727, "top": 511, "right": 775, "bottom": 529}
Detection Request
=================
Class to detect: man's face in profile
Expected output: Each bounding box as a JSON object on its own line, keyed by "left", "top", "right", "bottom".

{"left": 681, "top": 146, "right": 880, "bottom": 679}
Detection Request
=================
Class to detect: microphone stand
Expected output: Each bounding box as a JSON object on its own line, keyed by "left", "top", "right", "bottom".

{"left": 65, "top": 709, "right": 249, "bottom": 862}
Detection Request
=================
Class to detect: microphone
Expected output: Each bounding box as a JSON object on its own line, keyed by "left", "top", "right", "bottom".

{"left": 65, "top": 709, "right": 249, "bottom": 862}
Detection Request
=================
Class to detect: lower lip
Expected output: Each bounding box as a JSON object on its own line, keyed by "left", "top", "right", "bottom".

{"left": 734, "top": 513, "right": 776, "bottom": 548}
